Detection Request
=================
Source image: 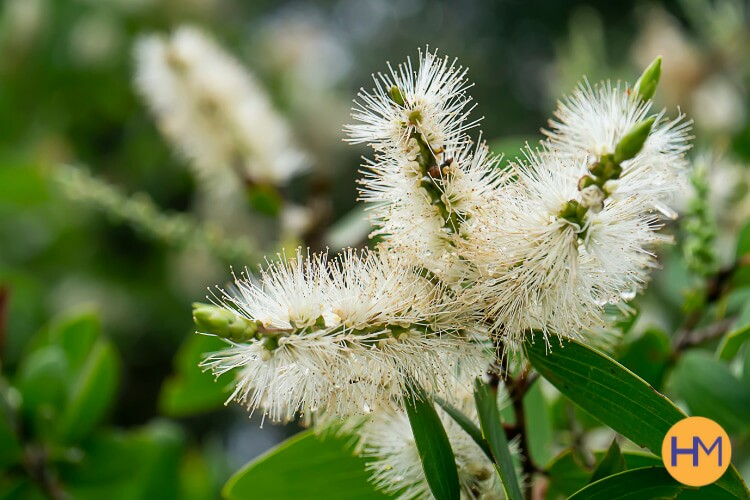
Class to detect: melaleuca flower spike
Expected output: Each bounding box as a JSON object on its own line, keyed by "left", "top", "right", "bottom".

{"left": 345, "top": 47, "right": 478, "bottom": 155}
{"left": 134, "top": 27, "right": 307, "bottom": 193}
{"left": 196, "top": 248, "right": 487, "bottom": 423}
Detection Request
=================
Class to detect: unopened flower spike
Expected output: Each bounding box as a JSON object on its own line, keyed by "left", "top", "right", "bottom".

{"left": 634, "top": 56, "right": 662, "bottom": 102}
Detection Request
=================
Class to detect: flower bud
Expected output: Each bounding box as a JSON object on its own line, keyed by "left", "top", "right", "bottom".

{"left": 614, "top": 117, "right": 655, "bottom": 164}
{"left": 192, "top": 303, "right": 257, "bottom": 342}
{"left": 634, "top": 56, "right": 661, "bottom": 102}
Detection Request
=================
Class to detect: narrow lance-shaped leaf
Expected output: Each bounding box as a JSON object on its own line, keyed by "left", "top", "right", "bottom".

{"left": 434, "top": 395, "right": 493, "bottom": 460}
{"left": 404, "top": 381, "right": 460, "bottom": 500}
{"left": 589, "top": 439, "right": 626, "bottom": 484}
{"left": 473, "top": 379, "right": 524, "bottom": 500}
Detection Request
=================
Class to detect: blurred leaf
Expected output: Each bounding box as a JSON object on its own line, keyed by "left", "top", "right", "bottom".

{"left": 223, "top": 430, "right": 387, "bottom": 500}
{"left": 589, "top": 440, "right": 625, "bottom": 484}
{"left": 617, "top": 328, "right": 672, "bottom": 389}
{"left": 474, "top": 380, "right": 523, "bottom": 500}
{"left": 527, "top": 335, "right": 750, "bottom": 499}
{"left": 159, "top": 334, "right": 230, "bottom": 417}
{"left": 524, "top": 381, "right": 554, "bottom": 466}
{"left": 61, "top": 421, "right": 184, "bottom": 499}
{"left": 736, "top": 221, "right": 750, "bottom": 260}
{"left": 716, "top": 299, "right": 750, "bottom": 360}
{"left": 180, "top": 449, "right": 219, "bottom": 500}
{"left": 56, "top": 339, "right": 119, "bottom": 443}
{"left": 489, "top": 136, "right": 541, "bottom": 159}
{"left": 568, "top": 467, "right": 689, "bottom": 499}
{"left": 16, "top": 345, "right": 68, "bottom": 438}
{"left": 743, "top": 345, "right": 750, "bottom": 386}
{"left": 671, "top": 350, "right": 750, "bottom": 433}
{"left": 405, "top": 382, "right": 460, "bottom": 500}
{"left": 0, "top": 164, "right": 49, "bottom": 208}
{"left": 247, "top": 184, "right": 282, "bottom": 217}
{"left": 0, "top": 388, "right": 22, "bottom": 467}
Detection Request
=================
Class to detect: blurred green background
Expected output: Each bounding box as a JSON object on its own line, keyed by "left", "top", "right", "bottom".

{"left": 1, "top": 0, "right": 749, "bottom": 498}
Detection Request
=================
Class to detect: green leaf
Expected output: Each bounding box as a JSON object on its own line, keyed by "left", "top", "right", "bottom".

{"left": 159, "top": 334, "right": 230, "bottom": 417}
{"left": 527, "top": 334, "right": 750, "bottom": 499}
{"left": 526, "top": 333, "right": 683, "bottom": 453}
{"left": 0, "top": 385, "right": 22, "bottom": 467}
{"left": 524, "top": 379, "right": 554, "bottom": 466}
{"left": 736, "top": 221, "right": 750, "bottom": 260}
{"left": 545, "top": 448, "right": 662, "bottom": 498}
{"left": 223, "top": 430, "right": 387, "bottom": 500}
{"left": 434, "top": 395, "right": 493, "bottom": 460}
{"left": 56, "top": 339, "right": 120, "bottom": 443}
{"left": 16, "top": 345, "right": 68, "bottom": 438}
{"left": 474, "top": 379, "right": 524, "bottom": 500}
{"left": 617, "top": 328, "right": 672, "bottom": 389}
{"left": 589, "top": 440, "right": 626, "bottom": 484}
{"left": 569, "top": 467, "right": 689, "bottom": 500}
{"left": 716, "top": 299, "right": 750, "bottom": 360}
{"left": 61, "top": 421, "right": 184, "bottom": 500}
{"left": 671, "top": 351, "right": 750, "bottom": 434}
{"left": 404, "top": 382, "right": 460, "bottom": 500}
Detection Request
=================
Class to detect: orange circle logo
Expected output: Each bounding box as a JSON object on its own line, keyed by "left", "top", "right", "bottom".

{"left": 662, "top": 416, "right": 731, "bottom": 486}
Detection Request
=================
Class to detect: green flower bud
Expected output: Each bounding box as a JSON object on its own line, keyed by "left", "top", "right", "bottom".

{"left": 614, "top": 117, "right": 655, "bottom": 164}
{"left": 634, "top": 56, "right": 661, "bottom": 102}
{"left": 192, "top": 303, "right": 257, "bottom": 342}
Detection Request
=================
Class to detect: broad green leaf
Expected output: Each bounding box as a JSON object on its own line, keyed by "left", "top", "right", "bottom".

{"left": 474, "top": 379, "right": 524, "bottom": 500}
{"left": 524, "top": 381, "right": 553, "bottom": 466}
{"left": 435, "top": 395, "right": 492, "bottom": 460}
{"left": 223, "top": 430, "right": 387, "bottom": 500}
{"left": 527, "top": 335, "right": 750, "bottom": 499}
{"left": 671, "top": 350, "right": 750, "bottom": 434}
{"left": 617, "top": 328, "right": 672, "bottom": 389}
{"left": 60, "top": 421, "right": 184, "bottom": 500}
{"left": 526, "top": 334, "right": 684, "bottom": 453}
{"left": 56, "top": 339, "right": 120, "bottom": 443}
{"left": 405, "top": 382, "right": 460, "bottom": 500}
{"left": 568, "top": 467, "right": 689, "bottom": 499}
{"left": 589, "top": 440, "right": 625, "bottom": 484}
{"left": 716, "top": 299, "right": 750, "bottom": 360}
{"left": 159, "top": 334, "right": 230, "bottom": 417}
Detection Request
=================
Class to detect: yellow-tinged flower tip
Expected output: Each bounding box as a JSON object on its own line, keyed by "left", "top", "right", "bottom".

{"left": 635, "top": 56, "right": 662, "bottom": 102}
{"left": 614, "top": 117, "right": 656, "bottom": 164}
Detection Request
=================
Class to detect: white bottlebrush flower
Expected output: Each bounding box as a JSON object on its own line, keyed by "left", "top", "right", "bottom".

{"left": 544, "top": 80, "right": 691, "bottom": 213}
{"left": 345, "top": 48, "right": 478, "bottom": 155}
{"left": 134, "top": 27, "right": 306, "bottom": 192}
{"left": 199, "top": 248, "right": 488, "bottom": 423}
{"left": 462, "top": 149, "right": 672, "bottom": 351}
{"left": 360, "top": 140, "right": 506, "bottom": 283}
{"left": 359, "top": 382, "right": 514, "bottom": 499}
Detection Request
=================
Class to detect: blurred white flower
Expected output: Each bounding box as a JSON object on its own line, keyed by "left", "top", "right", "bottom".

{"left": 200, "top": 248, "right": 488, "bottom": 422}
{"left": 134, "top": 27, "right": 307, "bottom": 195}
{"left": 360, "top": 382, "right": 513, "bottom": 499}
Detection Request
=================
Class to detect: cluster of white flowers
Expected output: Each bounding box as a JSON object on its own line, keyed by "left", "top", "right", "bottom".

{"left": 134, "top": 27, "right": 306, "bottom": 195}
{"left": 198, "top": 248, "right": 487, "bottom": 423}
{"left": 349, "top": 49, "right": 690, "bottom": 352}
{"left": 193, "top": 47, "right": 691, "bottom": 498}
